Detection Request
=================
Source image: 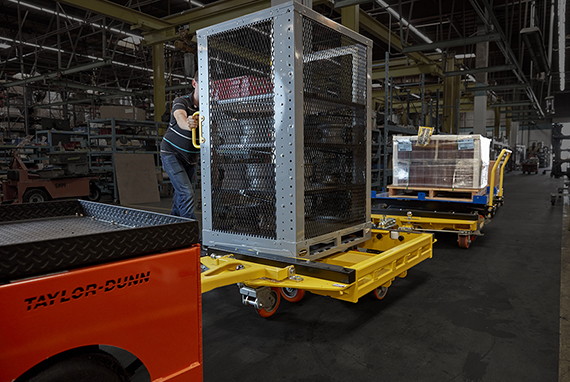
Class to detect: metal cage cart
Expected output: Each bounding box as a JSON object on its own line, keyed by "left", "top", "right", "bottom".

{"left": 197, "top": 2, "right": 372, "bottom": 261}
{"left": 195, "top": 2, "right": 434, "bottom": 317}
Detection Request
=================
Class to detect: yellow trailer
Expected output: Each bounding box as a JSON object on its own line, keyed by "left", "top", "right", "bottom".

{"left": 371, "top": 149, "right": 512, "bottom": 249}
{"left": 201, "top": 229, "right": 434, "bottom": 317}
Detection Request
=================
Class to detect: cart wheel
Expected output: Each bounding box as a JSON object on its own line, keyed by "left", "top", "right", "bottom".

{"left": 256, "top": 288, "right": 281, "bottom": 318}
{"left": 23, "top": 188, "right": 49, "bottom": 203}
{"left": 280, "top": 287, "right": 306, "bottom": 303}
{"left": 372, "top": 286, "right": 389, "bottom": 300}
{"left": 458, "top": 235, "right": 471, "bottom": 249}
{"left": 87, "top": 183, "right": 101, "bottom": 202}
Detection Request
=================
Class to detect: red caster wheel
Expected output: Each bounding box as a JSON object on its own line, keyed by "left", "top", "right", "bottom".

{"left": 458, "top": 235, "right": 471, "bottom": 249}
{"left": 371, "top": 286, "right": 388, "bottom": 300}
{"left": 280, "top": 287, "right": 306, "bottom": 303}
{"left": 255, "top": 287, "right": 281, "bottom": 318}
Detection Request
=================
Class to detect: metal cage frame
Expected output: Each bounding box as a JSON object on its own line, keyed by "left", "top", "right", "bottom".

{"left": 197, "top": 1, "right": 372, "bottom": 260}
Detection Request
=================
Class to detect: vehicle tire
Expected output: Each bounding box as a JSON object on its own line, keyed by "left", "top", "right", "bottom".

{"left": 22, "top": 189, "right": 49, "bottom": 203}
{"left": 87, "top": 183, "right": 101, "bottom": 202}
{"left": 371, "top": 286, "right": 388, "bottom": 300}
{"left": 280, "top": 287, "right": 306, "bottom": 303}
{"left": 256, "top": 288, "right": 281, "bottom": 318}
{"left": 23, "top": 351, "right": 128, "bottom": 382}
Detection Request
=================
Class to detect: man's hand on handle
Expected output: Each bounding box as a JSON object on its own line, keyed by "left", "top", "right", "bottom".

{"left": 187, "top": 114, "right": 198, "bottom": 130}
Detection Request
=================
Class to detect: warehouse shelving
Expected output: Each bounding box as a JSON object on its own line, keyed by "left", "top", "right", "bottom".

{"left": 35, "top": 130, "right": 88, "bottom": 152}
{"left": 87, "top": 118, "right": 164, "bottom": 201}
{"left": 373, "top": 123, "right": 417, "bottom": 192}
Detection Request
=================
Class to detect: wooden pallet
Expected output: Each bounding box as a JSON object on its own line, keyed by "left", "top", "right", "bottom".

{"left": 387, "top": 185, "right": 486, "bottom": 202}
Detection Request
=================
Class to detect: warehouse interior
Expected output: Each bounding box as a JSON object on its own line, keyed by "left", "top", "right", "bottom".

{"left": 0, "top": 0, "right": 569, "bottom": 381}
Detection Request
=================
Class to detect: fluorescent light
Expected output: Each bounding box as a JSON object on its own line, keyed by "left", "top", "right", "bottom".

{"left": 9, "top": 0, "right": 181, "bottom": 53}
{"left": 8, "top": 0, "right": 142, "bottom": 40}
{"left": 0, "top": 43, "right": 10, "bottom": 49}
{"left": 117, "top": 36, "right": 143, "bottom": 50}
{"left": 455, "top": 53, "right": 476, "bottom": 59}
{"left": 0, "top": 36, "right": 186, "bottom": 79}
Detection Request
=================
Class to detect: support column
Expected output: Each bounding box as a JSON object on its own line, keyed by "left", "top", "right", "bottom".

{"left": 494, "top": 107, "right": 501, "bottom": 138}
{"left": 509, "top": 121, "right": 519, "bottom": 148}
{"left": 473, "top": 25, "right": 489, "bottom": 136}
{"left": 442, "top": 57, "right": 459, "bottom": 133}
{"left": 506, "top": 115, "right": 512, "bottom": 142}
{"left": 341, "top": 5, "right": 359, "bottom": 32}
{"left": 152, "top": 43, "right": 166, "bottom": 124}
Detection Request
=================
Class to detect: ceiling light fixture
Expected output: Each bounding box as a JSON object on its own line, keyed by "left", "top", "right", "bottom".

{"left": 0, "top": 36, "right": 186, "bottom": 79}
{"left": 8, "top": 0, "right": 142, "bottom": 40}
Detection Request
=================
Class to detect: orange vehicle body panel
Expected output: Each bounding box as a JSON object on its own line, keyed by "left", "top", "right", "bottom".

{"left": 0, "top": 246, "right": 203, "bottom": 382}
{"left": 1, "top": 175, "right": 93, "bottom": 203}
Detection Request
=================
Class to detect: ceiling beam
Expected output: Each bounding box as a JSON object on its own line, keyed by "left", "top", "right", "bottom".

{"left": 50, "top": 80, "right": 139, "bottom": 96}
{"left": 444, "top": 65, "right": 516, "bottom": 77}
{"left": 372, "top": 84, "right": 444, "bottom": 96}
{"left": 145, "top": 0, "right": 270, "bottom": 44}
{"left": 57, "top": 0, "right": 171, "bottom": 31}
{"left": 468, "top": 0, "right": 544, "bottom": 118}
{"left": 490, "top": 101, "right": 534, "bottom": 108}
{"left": 465, "top": 83, "right": 528, "bottom": 92}
{"left": 1, "top": 60, "right": 112, "bottom": 88}
{"left": 358, "top": 10, "right": 440, "bottom": 72}
{"left": 372, "top": 64, "right": 439, "bottom": 79}
{"left": 402, "top": 33, "right": 501, "bottom": 53}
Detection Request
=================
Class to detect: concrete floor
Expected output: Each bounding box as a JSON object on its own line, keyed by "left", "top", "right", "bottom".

{"left": 201, "top": 173, "right": 564, "bottom": 381}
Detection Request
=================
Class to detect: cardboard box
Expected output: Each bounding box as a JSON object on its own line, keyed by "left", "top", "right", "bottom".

{"left": 392, "top": 134, "right": 491, "bottom": 189}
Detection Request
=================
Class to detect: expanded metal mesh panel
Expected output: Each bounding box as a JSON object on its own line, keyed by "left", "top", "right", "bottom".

{"left": 302, "top": 17, "right": 368, "bottom": 239}
{"left": 207, "top": 20, "right": 277, "bottom": 239}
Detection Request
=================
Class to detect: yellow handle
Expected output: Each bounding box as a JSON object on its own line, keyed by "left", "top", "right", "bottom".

{"left": 488, "top": 148, "right": 512, "bottom": 207}
{"left": 191, "top": 111, "right": 205, "bottom": 149}
{"left": 497, "top": 149, "right": 512, "bottom": 198}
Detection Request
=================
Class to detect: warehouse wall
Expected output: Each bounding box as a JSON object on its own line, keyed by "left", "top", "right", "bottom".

{"left": 517, "top": 124, "right": 552, "bottom": 148}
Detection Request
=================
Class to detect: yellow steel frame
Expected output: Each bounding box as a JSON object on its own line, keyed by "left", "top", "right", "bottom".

{"left": 201, "top": 230, "right": 433, "bottom": 303}
{"left": 371, "top": 214, "right": 483, "bottom": 235}
{"left": 488, "top": 148, "right": 512, "bottom": 207}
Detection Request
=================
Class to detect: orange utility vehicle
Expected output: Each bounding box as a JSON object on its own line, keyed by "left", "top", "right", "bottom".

{"left": 0, "top": 200, "right": 202, "bottom": 382}
{"left": 1, "top": 148, "right": 98, "bottom": 204}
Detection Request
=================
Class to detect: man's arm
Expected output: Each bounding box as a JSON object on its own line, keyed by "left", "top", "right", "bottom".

{"left": 173, "top": 109, "right": 197, "bottom": 131}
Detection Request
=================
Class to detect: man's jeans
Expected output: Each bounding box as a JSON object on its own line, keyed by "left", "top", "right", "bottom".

{"left": 161, "top": 153, "right": 197, "bottom": 219}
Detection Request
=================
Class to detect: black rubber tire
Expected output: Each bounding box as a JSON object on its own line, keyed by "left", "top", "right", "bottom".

{"left": 23, "top": 351, "right": 128, "bottom": 382}
{"left": 87, "top": 183, "right": 102, "bottom": 202}
{"left": 22, "top": 189, "right": 49, "bottom": 203}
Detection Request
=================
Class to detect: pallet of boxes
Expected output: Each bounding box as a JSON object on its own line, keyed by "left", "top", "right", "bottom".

{"left": 390, "top": 134, "right": 491, "bottom": 203}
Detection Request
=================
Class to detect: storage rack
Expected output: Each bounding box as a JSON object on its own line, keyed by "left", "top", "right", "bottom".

{"left": 374, "top": 123, "right": 417, "bottom": 192}
{"left": 35, "top": 130, "right": 88, "bottom": 152}
{"left": 0, "top": 145, "right": 50, "bottom": 175}
{"left": 87, "top": 118, "right": 163, "bottom": 201}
